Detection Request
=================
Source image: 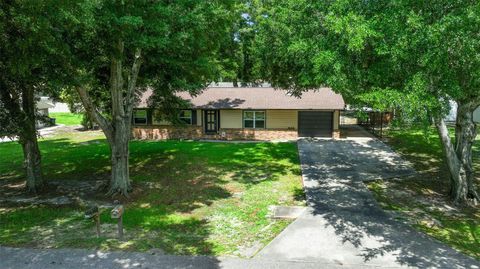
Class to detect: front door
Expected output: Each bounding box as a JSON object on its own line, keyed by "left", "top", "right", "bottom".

{"left": 204, "top": 110, "right": 218, "bottom": 134}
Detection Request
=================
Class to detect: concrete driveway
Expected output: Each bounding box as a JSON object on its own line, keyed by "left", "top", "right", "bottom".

{"left": 257, "top": 125, "right": 479, "bottom": 269}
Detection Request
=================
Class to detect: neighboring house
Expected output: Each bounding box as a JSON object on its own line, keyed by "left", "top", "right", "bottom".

{"left": 133, "top": 86, "right": 345, "bottom": 141}
{"left": 36, "top": 97, "right": 55, "bottom": 128}
{"left": 48, "top": 100, "right": 71, "bottom": 113}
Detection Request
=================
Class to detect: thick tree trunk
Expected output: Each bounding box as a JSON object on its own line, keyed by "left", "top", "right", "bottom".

{"left": 433, "top": 115, "right": 469, "bottom": 204}
{"left": 20, "top": 88, "right": 44, "bottom": 192}
{"left": 109, "top": 125, "right": 131, "bottom": 196}
{"left": 21, "top": 136, "right": 43, "bottom": 192}
{"left": 454, "top": 101, "right": 479, "bottom": 202}
{"left": 434, "top": 99, "right": 480, "bottom": 205}
{"left": 76, "top": 41, "right": 141, "bottom": 197}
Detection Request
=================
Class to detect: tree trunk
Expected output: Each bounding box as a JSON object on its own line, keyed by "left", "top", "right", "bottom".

{"left": 433, "top": 115, "right": 469, "bottom": 204}
{"left": 21, "top": 135, "right": 43, "bottom": 192}
{"left": 434, "top": 97, "right": 479, "bottom": 206}
{"left": 454, "top": 101, "right": 479, "bottom": 202}
{"left": 20, "top": 87, "right": 44, "bottom": 192}
{"left": 76, "top": 43, "right": 141, "bottom": 197}
{"left": 109, "top": 124, "right": 131, "bottom": 196}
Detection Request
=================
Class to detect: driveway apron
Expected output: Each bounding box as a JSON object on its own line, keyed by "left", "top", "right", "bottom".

{"left": 257, "top": 129, "right": 479, "bottom": 269}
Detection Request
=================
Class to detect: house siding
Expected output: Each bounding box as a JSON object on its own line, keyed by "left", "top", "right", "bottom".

{"left": 333, "top": 110, "right": 340, "bottom": 130}
{"left": 196, "top": 110, "right": 202, "bottom": 126}
{"left": 220, "top": 110, "right": 242, "bottom": 128}
{"left": 333, "top": 110, "right": 341, "bottom": 138}
{"left": 266, "top": 110, "right": 297, "bottom": 129}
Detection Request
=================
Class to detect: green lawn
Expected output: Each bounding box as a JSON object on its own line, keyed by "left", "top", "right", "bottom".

{"left": 49, "top": 112, "right": 83, "bottom": 126}
{"left": 366, "top": 127, "right": 480, "bottom": 259}
{"left": 0, "top": 131, "right": 304, "bottom": 256}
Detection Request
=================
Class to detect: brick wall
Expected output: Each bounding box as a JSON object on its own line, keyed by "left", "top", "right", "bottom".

{"left": 132, "top": 126, "right": 204, "bottom": 140}
{"left": 333, "top": 129, "right": 340, "bottom": 139}
{"left": 132, "top": 126, "right": 299, "bottom": 141}
{"left": 132, "top": 126, "right": 345, "bottom": 141}
{"left": 217, "top": 128, "right": 298, "bottom": 141}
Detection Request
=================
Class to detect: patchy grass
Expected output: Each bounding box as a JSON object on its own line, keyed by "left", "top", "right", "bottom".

{"left": 366, "top": 127, "right": 480, "bottom": 259}
{"left": 49, "top": 112, "right": 83, "bottom": 126}
{"left": 383, "top": 127, "right": 479, "bottom": 175}
{"left": 0, "top": 131, "right": 304, "bottom": 256}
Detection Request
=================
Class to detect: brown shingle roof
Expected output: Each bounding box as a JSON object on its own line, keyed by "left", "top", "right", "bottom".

{"left": 138, "top": 87, "right": 345, "bottom": 110}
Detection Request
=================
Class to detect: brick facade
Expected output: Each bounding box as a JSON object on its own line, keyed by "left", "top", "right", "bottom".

{"left": 132, "top": 126, "right": 204, "bottom": 140}
{"left": 132, "top": 125, "right": 345, "bottom": 141}
{"left": 216, "top": 128, "right": 298, "bottom": 141}
{"left": 333, "top": 129, "right": 340, "bottom": 139}
{"left": 132, "top": 126, "right": 299, "bottom": 141}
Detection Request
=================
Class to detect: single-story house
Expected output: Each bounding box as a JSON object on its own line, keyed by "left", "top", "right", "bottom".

{"left": 132, "top": 86, "right": 345, "bottom": 141}
{"left": 36, "top": 97, "right": 55, "bottom": 128}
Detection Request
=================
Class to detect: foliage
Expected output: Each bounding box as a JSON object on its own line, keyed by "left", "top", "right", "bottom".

{"left": 0, "top": 101, "right": 17, "bottom": 138}
{"left": 217, "top": 1, "right": 263, "bottom": 85}
{"left": 62, "top": 0, "right": 234, "bottom": 102}
{"left": 0, "top": 0, "right": 74, "bottom": 191}
{"left": 255, "top": 0, "right": 480, "bottom": 115}
{"left": 254, "top": 0, "right": 480, "bottom": 203}
{"left": 50, "top": 0, "right": 237, "bottom": 195}
{"left": 0, "top": 1, "right": 66, "bottom": 137}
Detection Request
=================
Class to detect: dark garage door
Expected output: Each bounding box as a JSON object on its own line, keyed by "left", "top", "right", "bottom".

{"left": 298, "top": 111, "right": 333, "bottom": 137}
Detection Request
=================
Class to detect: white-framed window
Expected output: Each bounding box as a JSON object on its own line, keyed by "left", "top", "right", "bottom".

{"left": 179, "top": 110, "right": 192, "bottom": 124}
{"left": 243, "top": 111, "right": 265, "bottom": 129}
{"left": 133, "top": 109, "right": 147, "bottom": 125}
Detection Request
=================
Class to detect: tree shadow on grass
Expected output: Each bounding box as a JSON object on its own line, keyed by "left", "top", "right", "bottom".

{"left": 383, "top": 129, "right": 480, "bottom": 191}
{"left": 1, "top": 137, "right": 301, "bottom": 261}
{"left": 0, "top": 202, "right": 221, "bottom": 264}
{"left": 298, "top": 138, "right": 479, "bottom": 268}
{"left": 128, "top": 140, "right": 301, "bottom": 212}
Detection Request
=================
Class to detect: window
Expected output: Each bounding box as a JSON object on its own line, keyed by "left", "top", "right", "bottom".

{"left": 179, "top": 110, "right": 192, "bottom": 124}
{"left": 133, "top": 109, "right": 147, "bottom": 125}
{"left": 243, "top": 111, "right": 265, "bottom": 129}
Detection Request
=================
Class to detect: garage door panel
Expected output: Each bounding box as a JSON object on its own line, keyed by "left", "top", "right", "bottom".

{"left": 298, "top": 111, "right": 333, "bottom": 137}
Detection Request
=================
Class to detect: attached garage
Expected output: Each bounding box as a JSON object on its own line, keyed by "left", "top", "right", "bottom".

{"left": 298, "top": 111, "right": 333, "bottom": 137}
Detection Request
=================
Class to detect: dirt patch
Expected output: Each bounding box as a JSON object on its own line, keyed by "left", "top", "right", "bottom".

{"left": 369, "top": 175, "right": 476, "bottom": 217}
{"left": 0, "top": 179, "right": 148, "bottom": 208}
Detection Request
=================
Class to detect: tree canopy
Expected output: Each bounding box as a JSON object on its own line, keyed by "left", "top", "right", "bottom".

{"left": 55, "top": 0, "right": 235, "bottom": 195}
{"left": 0, "top": 0, "right": 70, "bottom": 191}
{"left": 254, "top": 0, "right": 480, "bottom": 204}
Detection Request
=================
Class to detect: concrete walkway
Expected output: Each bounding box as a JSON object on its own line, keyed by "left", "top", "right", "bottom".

{"left": 0, "top": 124, "right": 66, "bottom": 143}
{"left": 257, "top": 126, "right": 479, "bottom": 269}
